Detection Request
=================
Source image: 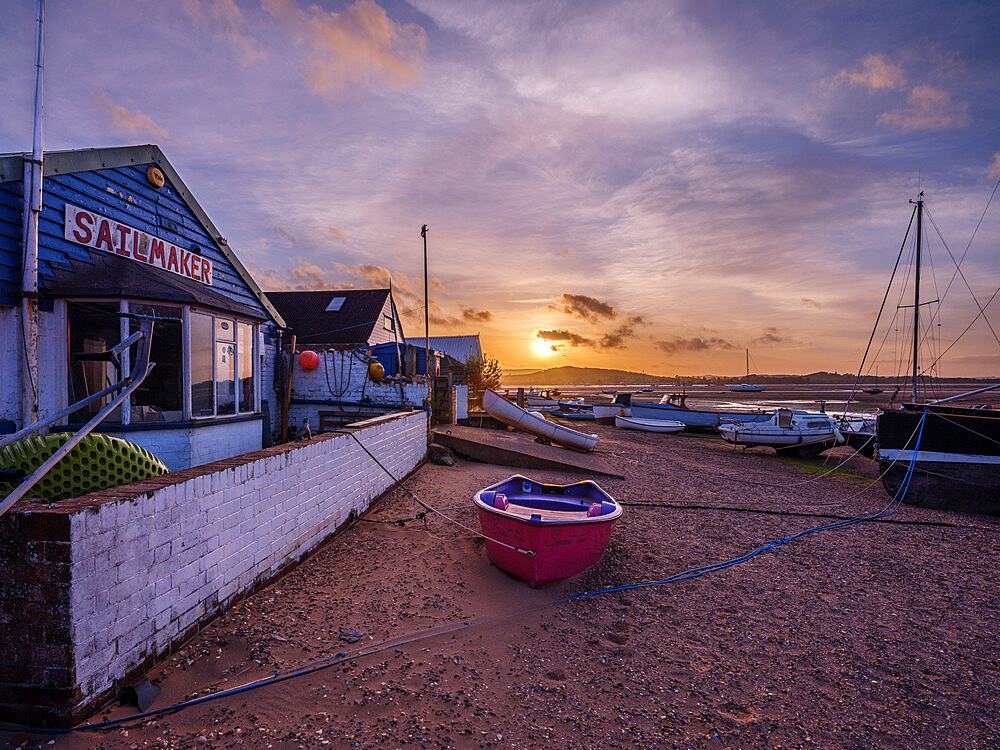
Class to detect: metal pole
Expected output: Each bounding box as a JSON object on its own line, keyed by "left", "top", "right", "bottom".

{"left": 421, "top": 224, "right": 429, "bottom": 381}
{"left": 911, "top": 192, "right": 923, "bottom": 402}
{"left": 21, "top": 0, "right": 44, "bottom": 427}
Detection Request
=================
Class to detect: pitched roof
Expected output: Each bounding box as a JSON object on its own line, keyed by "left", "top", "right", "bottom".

{"left": 407, "top": 334, "right": 482, "bottom": 362}
{"left": 266, "top": 289, "right": 391, "bottom": 345}
{"left": 0, "top": 144, "right": 284, "bottom": 326}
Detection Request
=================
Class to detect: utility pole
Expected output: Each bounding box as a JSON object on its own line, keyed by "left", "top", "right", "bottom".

{"left": 21, "top": 0, "right": 44, "bottom": 427}
{"left": 421, "top": 224, "right": 429, "bottom": 383}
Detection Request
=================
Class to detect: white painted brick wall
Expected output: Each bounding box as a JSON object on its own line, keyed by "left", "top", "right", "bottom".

{"left": 66, "top": 409, "right": 427, "bottom": 704}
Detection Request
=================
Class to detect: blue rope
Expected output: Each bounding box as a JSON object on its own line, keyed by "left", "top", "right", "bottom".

{"left": 12, "top": 412, "right": 927, "bottom": 735}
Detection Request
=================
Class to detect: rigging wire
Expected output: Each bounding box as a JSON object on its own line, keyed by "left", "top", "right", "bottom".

{"left": 920, "top": 285, "right": 1000, "bottom": 377}
{"left": 842, "top": 205, "right": 915, "bottom": 415}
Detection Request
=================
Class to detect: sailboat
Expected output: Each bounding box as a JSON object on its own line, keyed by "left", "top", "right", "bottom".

{"left": 728, "top": 349, "right": 766, "bottom": 392}
{"left": 874, "top": 193, "right": 1000, "bottom": 515}
{"left": 862, "top": 366, "right": 884, "bottom": 395}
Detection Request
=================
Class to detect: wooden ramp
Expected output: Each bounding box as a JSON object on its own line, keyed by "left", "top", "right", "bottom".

{"left": 432, "top": 425, "right": 624, "bottom": 479}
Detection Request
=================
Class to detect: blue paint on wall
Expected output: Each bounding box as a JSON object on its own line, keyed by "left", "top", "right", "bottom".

{"left": 0, "top": 164, "right": 267, "bottom": 315}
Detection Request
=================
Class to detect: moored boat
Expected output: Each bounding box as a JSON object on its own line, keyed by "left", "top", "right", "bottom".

{"left": 716, "top": 408, "right": 843, "bottom": 458}
{"left": 615, "top": 415, "right": 684, "bottom": 433}
{"left": 728, "top": 349, "right": 766, "bottom": 392}
{"left": 474, "top": 474, "right": 622, "bottom": 587}
{"left": 629, "top": 392, "right": 770, "bottom": 429}
{"left": 593, "top": 403, "right": 627, "bottom": 425}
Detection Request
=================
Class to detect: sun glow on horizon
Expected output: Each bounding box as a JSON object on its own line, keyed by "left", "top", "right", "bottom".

{"left": 532, "top": 339, "right": 556, "bottom": 358}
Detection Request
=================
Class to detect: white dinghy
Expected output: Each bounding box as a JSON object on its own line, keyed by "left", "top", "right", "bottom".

{"left": 615, "top": 415, "right": 685, "bottom": 433}
{"left": 483, "top": 390, "right": 599, "bottom": 452}
{"left": 716, "top": 408, "right": 844, "bottom": 458}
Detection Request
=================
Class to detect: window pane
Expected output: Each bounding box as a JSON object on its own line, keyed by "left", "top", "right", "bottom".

{"left": 238, "top": 322, "right": 254, "bottom": 413}
{"left": 216, "top": 340, "right": 236, "bottom": 415}
{"left": 215, "top": 317, "right": 235, "bottom": 342}
{"left": 130, "top": 304, "right": 183, "bottom": 423}
{"left": 67, "top": 301, "right": 121, "bottom": 422}
{"left": 191, "top": 312, "right": 215, "bottom": 417}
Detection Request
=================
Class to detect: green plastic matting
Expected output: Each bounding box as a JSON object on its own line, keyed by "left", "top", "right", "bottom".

{"left": 0, "top": 432, "right": 169, "bottom": 501}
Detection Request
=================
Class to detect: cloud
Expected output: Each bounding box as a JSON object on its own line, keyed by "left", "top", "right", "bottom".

{"left": 801, "top": 297, "right": 822, "bottom": 309}
{"left": 181, "top": 0, "right": 266, "bottom": 66}
{"left": 877, "top": 85, "right": 971, "bottom": 131}
{"left": 273, "top": 226, "right": 298, "bottom": 245}
{"left": 95, "top": 94, "right": 168, "bottom": 140}
{"left": 547, "top": 292, "right": 616, "bottom": 322}
{"left": 326, "top": 225, "right": 347, "bottom": 241}
{"left": 263, "top": 0, "right": 426, "bottom": 98}
{"left": 599, "top": 314, "right": 646, "bottom": 349}
{"left": 460, "top": 305, "right": 493, "bottom": 323}
{"left": 655, "top": 336, "right": 736, "bottom": 354}
{"left": 753, "top": 326, "right": 788, "bottom": 345}
{"left": 536, "top": 329, "right": 593, "bottom": 347}
{"left": 987, "top": 153, "right": 1000, "bottom": 180}
{"left": 832, "top": 54, "right": 906, "bottom": 91}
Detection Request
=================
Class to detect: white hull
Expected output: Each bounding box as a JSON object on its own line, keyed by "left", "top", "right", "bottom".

{"left": 615, "top": 416, "right": 685, "bottom": 433}
{"left": 717, "top": 410, "right": 843, "bottom": 451}
{"left": 484, "top": 390, "right": 599, "bottom": 452}
{"left": 593, "top": 404, "right": 628, "bottom": 424}
{"left": 728, "top": 384, "right": 766, "bottom": 392}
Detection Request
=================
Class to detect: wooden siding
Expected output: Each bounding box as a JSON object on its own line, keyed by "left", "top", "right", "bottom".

{"left": 0, "top": 165, "right": 266, "bottom": 316}
{"left": 367, "top": 295, "right": 405, "bottom": 347}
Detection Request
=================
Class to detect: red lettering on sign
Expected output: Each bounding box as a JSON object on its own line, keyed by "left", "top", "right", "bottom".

{"left": 190, "top": 255, "right": 201, "bottom": 280}
{"left": 202, "top": 259, "right": 212, "bottom": 284}
{"left": 72, "top": 210, "right": 94, "bottom": 244}
{"left": 115, "top": 225, "right": 131, "bottom": 256}
{"left": 149, "top": 238, "right": 165, "bottom": 267}
{"left": 95, "top": 219, "right": 114, "bottom": 252}
{"left": 133, "top": 231, "right": 146, "bottom": 261}
{"left": 167, "top": 245, "right": 179, "bottom": 272}
{"left": 180, "top": 248, "right": 192, "bottom": 278}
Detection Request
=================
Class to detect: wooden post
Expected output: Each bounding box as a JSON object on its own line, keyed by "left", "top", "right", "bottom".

{"left": 281, "top": 334, "right": 296, "bottom": 442}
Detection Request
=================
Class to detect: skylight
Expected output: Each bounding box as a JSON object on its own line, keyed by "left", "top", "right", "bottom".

{"left": 325, "top": 296, "right": 346, "bottom": 312}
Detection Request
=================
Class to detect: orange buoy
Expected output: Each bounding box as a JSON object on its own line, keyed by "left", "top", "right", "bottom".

{"left": 298, "top": 350, "right": 320, "bottom": 370}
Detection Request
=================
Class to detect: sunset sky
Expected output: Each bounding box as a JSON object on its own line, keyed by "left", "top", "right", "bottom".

{"left": 2, "top": 0, "right": 999, "bottom": 376}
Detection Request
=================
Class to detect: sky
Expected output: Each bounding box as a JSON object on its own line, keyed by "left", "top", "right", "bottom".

{"left": 2, "top": 0, "right": 999, "bottom": 377}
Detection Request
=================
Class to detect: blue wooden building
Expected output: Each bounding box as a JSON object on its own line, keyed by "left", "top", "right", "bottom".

{"left": 0, "top": 145, "right": 285, "bottom": 470}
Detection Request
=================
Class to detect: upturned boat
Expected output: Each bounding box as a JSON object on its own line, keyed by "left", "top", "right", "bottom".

{"left": 717, "top": 408, "right": 843, "bottom": 458}
{"left": 474, "top": 475, "right": 622, "bottom": 587}
{"left": 484, "top": 389, "right": 599, "bottom": 451}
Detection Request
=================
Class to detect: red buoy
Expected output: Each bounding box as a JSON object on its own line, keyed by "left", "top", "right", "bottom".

{"left": 298, "top": 350, "right": 320, "bottom": 370}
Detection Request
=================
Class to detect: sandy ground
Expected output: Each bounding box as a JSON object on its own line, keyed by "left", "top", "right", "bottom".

{"left": 6, "top": 425, "right": 1000, "bottom": 749}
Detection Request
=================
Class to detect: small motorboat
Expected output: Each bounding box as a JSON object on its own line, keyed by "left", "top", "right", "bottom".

{"left": 632, "top": 392, "right": 770, "bottom": 429}
{"left": 716, "top": 408, "right": 844, "bottom": 458}
{"left": 474, "top": 474, "right": 623, "bottom": 587}
{"left": 615, "top": 415, "right": 684, "bottom": 433}
{"left": 484, "top": 390, "right": 599, "bottom": 451}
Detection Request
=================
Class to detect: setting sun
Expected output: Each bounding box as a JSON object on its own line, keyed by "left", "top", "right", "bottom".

{"left": 532, "top": 339, "right": 555, "bottom": 358}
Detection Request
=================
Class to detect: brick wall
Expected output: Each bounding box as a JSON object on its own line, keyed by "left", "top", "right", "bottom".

{"left": 100, "top": 417, "right": 264, "bottom": 472}
{"left": 0, "top": 409, "right": 427, "bottom": 726}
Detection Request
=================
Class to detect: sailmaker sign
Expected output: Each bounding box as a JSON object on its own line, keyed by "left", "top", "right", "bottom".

{"left": 63, "top": 203, "right": 213, "bottom": 285}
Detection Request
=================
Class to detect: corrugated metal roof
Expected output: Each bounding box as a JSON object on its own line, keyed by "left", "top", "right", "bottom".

{"left": 266, "top": 289, "right": 391, "bottom": 345}
{"left": 406, "top": 335, "right": 482, "bottom": 362}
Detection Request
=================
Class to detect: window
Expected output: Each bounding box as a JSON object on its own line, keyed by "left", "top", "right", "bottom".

{"left": 129, "top": 304, "right": 183, "bottom": 423}
{"left": 326, "top": 296, "right": 346, "bottom": 312}
{"left": 67, "top": 301, "right": 259, "bottom": 424}
{"left": 383, "top": 314, "right": 394, "bottom": 332}
{"left": 190, "top": 310, "right": 256, "bottom": 419}
{"left": 67, "top": 301, "right": 123, "bottom": 422}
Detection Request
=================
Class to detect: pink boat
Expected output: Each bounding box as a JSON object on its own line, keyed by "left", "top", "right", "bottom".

{"left": 474, "top": 475, "right": 623, "bottom": 587}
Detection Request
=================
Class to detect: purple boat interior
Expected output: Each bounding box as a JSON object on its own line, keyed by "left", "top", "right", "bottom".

{"left": 477, "top": 476, "right": 618, "bottom": 522}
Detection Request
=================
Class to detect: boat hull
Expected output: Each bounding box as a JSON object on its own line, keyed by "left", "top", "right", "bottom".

{"left": 474, "top": 475, "right": 621, "bottom": 587}
{"left": 615, "top": 416, "right": 684, "bottom": 433}
{"left": 593, "top": 403, "right": 627, "bottom": 425}
{"left": 630, "top": 401, "right": 770, "bottom": 428}
{"left": 484, "top": 390, "right": 599, "bottom": 451}
{"left": 877, "top": 405, "right": 1000, "bottom": 515}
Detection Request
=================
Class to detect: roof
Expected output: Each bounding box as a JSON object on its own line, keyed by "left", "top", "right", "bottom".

{"left": 45, "top": 252, "right": 267, "bottom": 319}
{"left": 0, "top": 145, "right": 284, "bottom": 326}
{"left": 406, "top": 335, "right": 482, "bottom": 362}
{"left": 266, "top": 289, "right": 392, "bottom": 346}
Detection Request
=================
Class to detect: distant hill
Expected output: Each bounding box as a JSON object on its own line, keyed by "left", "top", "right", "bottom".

{"left": 502, "top": 366, "right": 995, "bottom": 386}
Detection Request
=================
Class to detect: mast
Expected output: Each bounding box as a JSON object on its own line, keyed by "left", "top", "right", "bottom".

{"left": 746, "top": 348, "right": 750, "bottom": 382}
{"left": 911, "top": 192, "right": 923, "bottom": 401}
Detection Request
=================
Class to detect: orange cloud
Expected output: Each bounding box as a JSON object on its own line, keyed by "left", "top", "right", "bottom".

{"left": 834, "top": 54, "right": 906, "bottom": 91}
{"left": 181, "top": 0, "right": 266, "bottom": 66}
{"left": 988, "top": 153, "right": 1000, "bottom": 180}
{"left": 263, "top": 0, "right": 426, "bottom": 98}
{"left": 95, "top": 94, "right": 168, "bottom": 140}
{"left": 326, "top": 225, "right": 347, "bottom": 241}
{"left": 877, "top": 85, "right": 971, "bottom": 131}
